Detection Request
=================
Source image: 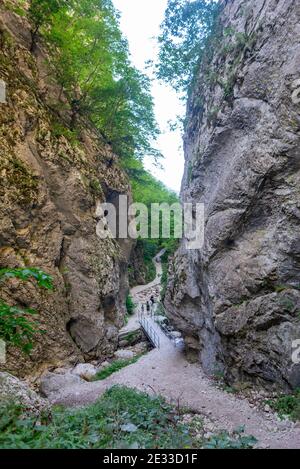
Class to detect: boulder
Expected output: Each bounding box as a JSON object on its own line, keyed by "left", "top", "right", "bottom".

{"left": 170, "top": 331, "right": 182, "bottom": 339}
{"left": 114, "top": 349, "right": 135, "bottom": 360}
{"left": 71, "top": 363, "right": 98, "bottom": 380}
{"left": 98, "top": 360, "right": 110, "bottom": 370}
{"left": 39, "top": 372, "right": 84, "bottom": 398}
{"left": 0, "top": 372, "right": 48, "bottom": 414}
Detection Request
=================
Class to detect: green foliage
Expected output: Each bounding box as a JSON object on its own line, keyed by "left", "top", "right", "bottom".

{"left": 26, "top": 0, "right": 179, "bottom": 281}
{"left": 0, "top": 267, "right": 53, "bottom": 290}
{"left": 138, "top": 239, "right": 157, "bottom": 283}
{"left": 122, "top": 331, "right": 140, "bottom": 346}
{"left": 203, "top": 427, "right": 257, "bottom": 449}
{"left": 221, "top": 72, "right": 236, "bottom": 103}
{"left": 144, "top": 257, "right": 156, "bottom": 284}
{"left": 129, "top": 161, "right": 179, "bottom": 276}
{"left": 274, "top": 284, "right": 289, "bottom": 293}
{"left": 0, "top": 267, "right": 53, "bottom": 353}
{"left": 0, "top": 386, "right": 193, "bottom": 449}
{"left": 29, "top": 0, "right": 64, "bottom": 31}
{"left": 0, "top": 388, "right": 257, "bottom": 449}
{"left": 130, "top": 160, "right": 178, "bottom": 208}
{"left": 5, "top": 0, "right": 26, "bottom": 16}
{"left": 28, "top": 0, "right": 65, "bottom": 51}
{"left": 51, "top": 122, "right": 79, "bottom": 147}
{"left": 31, "top": 0, "right": 160, "bottom": 161}
{"left": 266, "top": 390, "right": 300, "bottom": 421}
{"left": 280, "top": 296, "right": 296, "bottom": 312}
{"left": 126, "top": 295, "right": 135, "bottom": 316}
{"left": 0, "top": 302, "right": 42, "bottom": 354}
{"left": 157, "top": 0, "right": 222, "bottom": 93}
{"left": 160, "top": 261, "right": 169, "bottom": 300}
{"left": 93, "top": 356, "right": 143, "bottom": 381}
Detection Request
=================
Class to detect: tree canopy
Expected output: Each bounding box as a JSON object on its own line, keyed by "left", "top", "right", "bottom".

{"left": 29, "top": 0, "right": 161, "bottom": 162}
{"left": 156, "top": 0, "right": 221, "bottom": 94}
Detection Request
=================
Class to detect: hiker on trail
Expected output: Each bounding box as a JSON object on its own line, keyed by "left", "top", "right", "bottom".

{"left": 141, "top": 304, "right": 144, "bottom": 313}
{"left": 150, "top": 295, "right": 155, "bottom": 305}
{"left": 146, "top": 301, "right": 150, "bottom": 313}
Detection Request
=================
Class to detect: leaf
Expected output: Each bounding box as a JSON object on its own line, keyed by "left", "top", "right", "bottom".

{"left": 128, "top": 441, "right": 140, "bottom": 449}
{"left": 120, "top": 423, "right": 138, "bottom": 433}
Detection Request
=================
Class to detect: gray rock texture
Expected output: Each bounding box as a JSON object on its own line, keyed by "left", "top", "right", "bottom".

{"left": 0, "top": 4, "right": 133, "bottom": 378}
{"left": 71, "top": 363, "right": 98, "bottom": 380}
{"left": 39, "top": 372, "right": 84, "bottom": 398}
{"left": 0, "top": 372, "right": 49, "bottom": 413}
{"left": 165, "top": 0, "right": 300, "bottom": 390}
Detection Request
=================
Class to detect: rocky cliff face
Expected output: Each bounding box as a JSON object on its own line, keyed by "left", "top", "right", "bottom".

{"left": 128, "top": 241, "right": 153, "bottom": 287}
{"left": 165, "top": 0, "right": 300, "bottom": 390}
{"left": 0, "top": 6, "right": 133, "bottom": 378}
{"left": 128, "top": 242, "right": 147, "bottom": 287}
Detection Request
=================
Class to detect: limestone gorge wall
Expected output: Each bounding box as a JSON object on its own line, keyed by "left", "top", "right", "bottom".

{"left": 0, "top": 6, "right": 133, "bottom": 377}
{"left": 165, "top": 0, "right": 300, "bottom": 390}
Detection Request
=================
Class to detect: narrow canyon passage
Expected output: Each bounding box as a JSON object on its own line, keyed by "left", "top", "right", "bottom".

{"left": 1, "top": 0, "right": 300, "bottom": 453}
{"left": 51, "top": 257, "right": 300, "bottom": 450}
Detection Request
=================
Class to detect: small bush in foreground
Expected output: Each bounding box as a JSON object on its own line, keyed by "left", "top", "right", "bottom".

{"left": 0, "top": 386, "right": 190, "bottom": 449}
{"left": 0, "top": 386, "right": 257, "bottom": 449}
{"left": 267, "top": 389, "right": 300, "bottom": 421}
{"left": 203, "top": 427, "right": 257, "bottom": 449}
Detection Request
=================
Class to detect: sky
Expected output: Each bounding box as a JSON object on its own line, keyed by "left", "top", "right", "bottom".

{"left": 112, "top": 0, "right": 185, "bottom": 193}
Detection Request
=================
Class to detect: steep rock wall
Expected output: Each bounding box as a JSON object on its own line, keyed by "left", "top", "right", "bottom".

{"left": 0, "top": 5, "right": 133, "bottom": 378}
{"left": 165, "top": 0, "right": 300, "bottom": 390}
{"left": 128, "top": 242, "right": 148, "bottom": 287}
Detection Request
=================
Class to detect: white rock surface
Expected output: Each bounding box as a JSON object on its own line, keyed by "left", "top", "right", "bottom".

{"left": 71, "top": 363, "right": 98, "bottom": 380}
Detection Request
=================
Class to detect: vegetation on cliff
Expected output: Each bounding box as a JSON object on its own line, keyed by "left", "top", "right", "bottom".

{"left": 156, "top": 0, "right": 221, "bottom": 93}
{"left": 24, "top": 0, "right": 161, "bottom": 163}
{"left": 0, "top": 268, "right": 53, "bottom": 354}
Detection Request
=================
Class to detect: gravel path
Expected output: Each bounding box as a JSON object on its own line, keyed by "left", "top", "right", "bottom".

{"left": 51, "top": 254, "right": 300, "bottom": 449}
{"left": 121, "top": 250, "right": 164, "bottom": 334}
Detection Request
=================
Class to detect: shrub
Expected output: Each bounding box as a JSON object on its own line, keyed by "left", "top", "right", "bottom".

{"left": 0, "top": 386, "right": 257, "bottom": 449}
{"left": 126, "top": 295, "right": 135, "bottom": 316}
{"left": 0, "top": 302, "right": 44, "bottom": 354}
{"left": 0, "top": 267, "right": 53, "bottom": 290}
{"left": 0, "top": 386, "right": 191, "bottom": 449}
{"left": 203, "top": 427, "right": 257, "bottom": 449}
{"left": 0, "top": 267, "right": 53, "bottom": 353}
{"left": 267, "top": 389, "right": 300, "bottom": 421}
{"left": 92, "top": 356, "right": 143, "bottom": 381}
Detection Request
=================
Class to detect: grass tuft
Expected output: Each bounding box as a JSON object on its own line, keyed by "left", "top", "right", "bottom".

{"left": 266, "top": 389, "right": 300, "bottom": 421}
{"left": 92, "top": 355, "right": 143, "bottom": 381}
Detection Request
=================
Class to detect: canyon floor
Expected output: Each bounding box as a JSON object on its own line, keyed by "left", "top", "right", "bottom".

{"left": 51, "top": 256, "right": 300, "bottom": 449}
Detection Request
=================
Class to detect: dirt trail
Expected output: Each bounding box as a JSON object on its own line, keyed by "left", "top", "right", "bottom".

{"left": 52, "top": 254, "right": 300, "bottom": 449}
{"left": 121, "top": 250, "right": 164, "bottom": 334}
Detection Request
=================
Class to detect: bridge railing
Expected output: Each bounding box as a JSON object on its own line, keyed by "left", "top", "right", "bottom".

{"left": 138, "top": 313, "right": 160, "bottom": 349}
{"left": 150, "top": 303, "right": 184, "bottom": 349}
